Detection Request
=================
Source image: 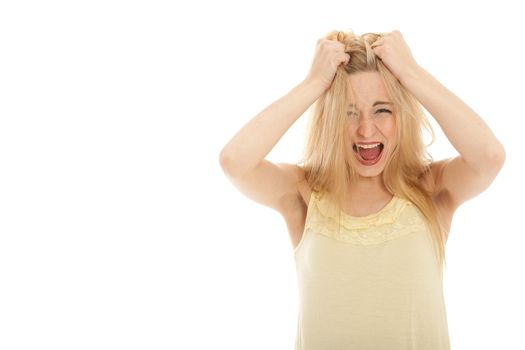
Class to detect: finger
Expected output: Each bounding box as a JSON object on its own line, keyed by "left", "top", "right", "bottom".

{"left": 342, "top": 52, "right": 351, "bottom": 65}
{"left": 371, "top": 41, "right": 381, "bottom": 49}
{"left": 335, "top": 53, "right": 349, "bottom": 67}
{"left": 321, "top": 37, "right": 344, "bottom": 46}
{"left": 371, "top": 45, "right": 382, "bottom": 57}
{"left": 371, "top": 38, "right": 383, "bottom": 48}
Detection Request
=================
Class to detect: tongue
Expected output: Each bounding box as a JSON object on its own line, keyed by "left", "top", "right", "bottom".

{"left": 359, "top": 145, "right": 381, "bottom": 160}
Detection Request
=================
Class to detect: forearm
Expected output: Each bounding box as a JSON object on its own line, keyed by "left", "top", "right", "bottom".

{"left": 219, "top": 78, "right": 325, "bottom": 178}
{"left": 400, "top": 66, "right": 505, "bottom": 171}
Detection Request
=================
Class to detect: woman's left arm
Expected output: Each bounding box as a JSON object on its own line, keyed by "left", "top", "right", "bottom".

{"left": 372, "top": 30, "right": 505, "bottom": 210}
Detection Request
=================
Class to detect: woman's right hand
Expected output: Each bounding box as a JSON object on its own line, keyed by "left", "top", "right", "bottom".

{"left": 305, "top": 38, "right": 350, "bottom": 91}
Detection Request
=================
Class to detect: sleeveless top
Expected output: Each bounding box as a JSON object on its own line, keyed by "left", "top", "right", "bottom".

{"left": 293, "top": 191, "right": 450, "bottom": 350}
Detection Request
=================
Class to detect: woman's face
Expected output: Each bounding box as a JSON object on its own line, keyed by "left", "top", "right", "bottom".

{"left": 346, "top": 71, "right": 397, "bottom": 178}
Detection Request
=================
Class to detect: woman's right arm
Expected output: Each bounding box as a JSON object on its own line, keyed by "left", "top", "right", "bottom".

{"left": 219, "top": 39, "right": 349, "bottom": 213}
{"left": 218, "top": 78, "right": 326, "bottom": 178}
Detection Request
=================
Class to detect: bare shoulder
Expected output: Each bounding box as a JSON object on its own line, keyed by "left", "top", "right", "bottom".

{"left": 290, "top": 164, "right": 312, "bottom": 207}
{"left": 279, "top": 164, "right": 311, "bottom": 249}
{"left": 273, "top": 163, "right": 312, "bottom": 210}
{"left": 419, "top": 159, "right": 453, "bottom": 194}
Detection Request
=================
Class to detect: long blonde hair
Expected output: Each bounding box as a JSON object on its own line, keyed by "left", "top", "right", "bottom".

{"left": 298, "top": 30, "right": 448, "bottom": 269}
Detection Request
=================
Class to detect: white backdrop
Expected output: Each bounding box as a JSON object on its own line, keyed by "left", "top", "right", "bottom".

{"left": 1, "top": 0, "right": 523, "bottom": 349}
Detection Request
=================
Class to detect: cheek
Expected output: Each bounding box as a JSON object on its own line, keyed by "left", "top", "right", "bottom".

{"left": 346, "top": 124, "right": 357, "bottom": 138}
{"left": 381, "top": 118, "right": 397, "bottom": 140}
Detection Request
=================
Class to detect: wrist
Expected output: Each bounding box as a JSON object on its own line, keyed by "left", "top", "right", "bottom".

{"left": 399, "top": 64, "right": 426, "bottom": 86}
{"left": 301, "top": 76, "right": 330, "bottom": 93}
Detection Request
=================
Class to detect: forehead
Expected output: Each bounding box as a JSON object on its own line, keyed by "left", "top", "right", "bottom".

{"left": 346, "top": 71, "right": 390, "bottom": 106}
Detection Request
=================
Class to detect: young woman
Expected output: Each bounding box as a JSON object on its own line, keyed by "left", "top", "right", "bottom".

{"left": 219, "top": 29, "right": 505, "bottom": 349}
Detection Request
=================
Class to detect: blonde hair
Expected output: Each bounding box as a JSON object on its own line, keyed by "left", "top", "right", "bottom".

{"left": 298, "top": 30, "right": 448, "bottom": 269}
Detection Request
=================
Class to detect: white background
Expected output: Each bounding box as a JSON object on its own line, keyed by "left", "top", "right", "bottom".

{"left": 1, "top": 0, "right": 523, "bottom": 349}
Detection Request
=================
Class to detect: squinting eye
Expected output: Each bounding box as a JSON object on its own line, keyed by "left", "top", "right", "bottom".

{"left": 375, "top": 109, "right": 392, "bottom": 114}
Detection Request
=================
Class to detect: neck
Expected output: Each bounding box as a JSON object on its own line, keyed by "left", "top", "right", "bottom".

{"left": 349, "top": 175, "right": 390, "bottom": 199}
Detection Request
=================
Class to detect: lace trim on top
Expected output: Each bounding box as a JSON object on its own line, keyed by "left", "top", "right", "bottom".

{"left": 305, "top": 191, "right": 430, "bottom": 245}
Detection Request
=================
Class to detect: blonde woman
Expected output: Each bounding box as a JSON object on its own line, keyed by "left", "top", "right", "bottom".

{"left": 219, "top": 30, "right": 505, "bottom": 349}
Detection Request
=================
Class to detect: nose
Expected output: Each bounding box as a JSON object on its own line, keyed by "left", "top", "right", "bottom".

{"left": 356, "top": 116, "right": 377, "bottom": 138}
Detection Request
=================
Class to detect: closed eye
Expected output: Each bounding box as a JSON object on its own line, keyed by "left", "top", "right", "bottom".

{"left": 347, "top": 109, "right": 392, "bottom": 119}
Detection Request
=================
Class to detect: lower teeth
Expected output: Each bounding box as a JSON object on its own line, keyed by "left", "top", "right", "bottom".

{"left": 356, "top": 145, "right": 383, "bottom": 161}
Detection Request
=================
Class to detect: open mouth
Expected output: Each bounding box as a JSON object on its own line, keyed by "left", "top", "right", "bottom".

{"left": 352, "top": 142, "right": 384, "bottom": 164}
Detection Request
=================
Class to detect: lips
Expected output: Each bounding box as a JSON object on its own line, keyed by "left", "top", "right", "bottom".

{"left": 353, "top": 142, "right": 385, "bottom": 153}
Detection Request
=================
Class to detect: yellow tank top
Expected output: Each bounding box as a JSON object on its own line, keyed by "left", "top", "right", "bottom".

{"left": 294, "top": 191, "right": 450, "bottom": 350}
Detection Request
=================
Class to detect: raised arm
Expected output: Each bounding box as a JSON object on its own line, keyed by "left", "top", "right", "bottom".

{"left": 219, "top": 39, "right": 350, "bottom": 214}
{"left": 372, "top": 30, "right": 505, "bottom": 210}
{"left": 219, "top": 39, "right": 349, "bottom": 177}
{"left": 219, "top": 78, "right": 325, "bottom": 178}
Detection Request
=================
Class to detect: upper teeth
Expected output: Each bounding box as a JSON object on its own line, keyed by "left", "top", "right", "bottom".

{"left": 357, "top": 143, "right": 381, "bottom": 149}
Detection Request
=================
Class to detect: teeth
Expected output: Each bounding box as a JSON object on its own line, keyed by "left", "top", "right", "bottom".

{"left": 356, "top": 143, "right": 381, "bottom": 149}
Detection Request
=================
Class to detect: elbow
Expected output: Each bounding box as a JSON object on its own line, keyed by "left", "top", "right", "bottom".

{"left": 219, "top": 150, "right": 243, "bottom": 178}
{"left": 493, "top": 142, "right": 506, "bottom": 168}
{"left": 486, "top": 141, "right": 506, "bottom": 175}
{"left": 219, "top": 150, "right": 233, "bottom": 175}
{"left": 468, "top": 141, "right": 506, "bottom": 176}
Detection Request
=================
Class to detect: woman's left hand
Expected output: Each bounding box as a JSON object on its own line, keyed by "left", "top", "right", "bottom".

{"left": 371, "top": 30, "right": 420, "bottom": 82}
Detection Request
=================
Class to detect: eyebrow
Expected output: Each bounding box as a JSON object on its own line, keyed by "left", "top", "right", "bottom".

{"left": 348, "top": 101, "right": 393, "bottom": 108}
